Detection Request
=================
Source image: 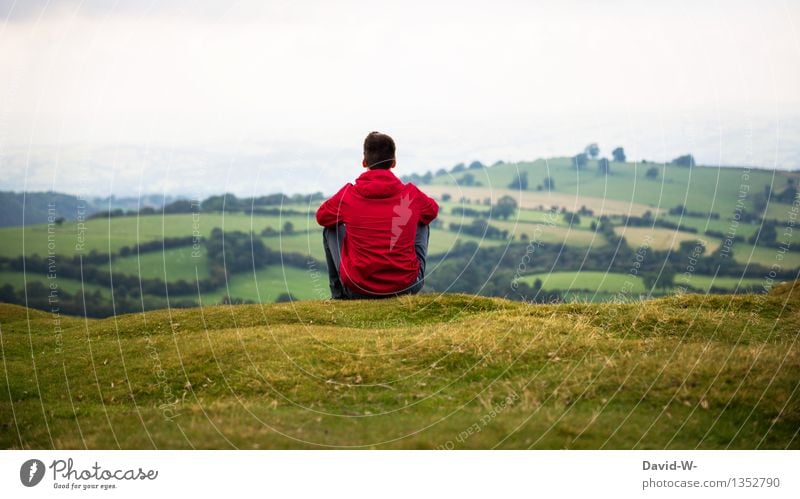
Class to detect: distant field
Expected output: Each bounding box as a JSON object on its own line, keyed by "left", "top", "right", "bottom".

{"left": 611, "top": 223, "right": 799, "bottom": 268}
{"left": 2, "top": 160, "right": 798, "bottom": 317}
{"left": 519, "top": 271, "right": 767, "bottom": 297}
{"left": 660, "top": 214, "right": 761, "bottom": 240}
{"left": 614, "top": 226, "right": 721, "bottom": 252}
{"left": 199, "top": 265, "right": 324, "bottom": 304}
{"left": 438, "top": 201, "right": 594, "bottom": 227}
{"left": 678, "top": 275, "right": 767, "bottom": 292}
{"left": 433, "top": 159, "right": 799, "bottom": 219}
{"left": 763, "top": 199, "right": 800, "bottom": 222}
{"left": 0, "top": 212, "right": 317, "bottom": 258}
{"left": 426, "top": 228, "right": 507, "bottom": 254}
{"left": 520, "top": 271, "right": 646, "bottom": 294}
{"left": 0, "top": 270, "right": 112, "bottom": 297}
{"left": 424, "top": 184, "right": 657, "bottom": 217}
{"left": 262, "top": 232, "right": 326, "bottom": 261}
{"left": 110, "top": 245, "right": 210, "bottom": 280}
{"left": 487, "top": 219, "right": 603, "bottom": 248}
{"left": 731, "top": 242, "right": 800, "bottom": 269}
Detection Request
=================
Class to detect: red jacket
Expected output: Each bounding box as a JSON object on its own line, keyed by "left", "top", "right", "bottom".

{"left": 316, "top": 169, "right": 439, "bottom": 295}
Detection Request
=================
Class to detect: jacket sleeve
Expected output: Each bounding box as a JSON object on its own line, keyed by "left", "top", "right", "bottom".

{"left": 415, "top": 187, "right": 439, "bottom": 225}
{"left": 316, "top": 185, "right": 350, "bottom": 227}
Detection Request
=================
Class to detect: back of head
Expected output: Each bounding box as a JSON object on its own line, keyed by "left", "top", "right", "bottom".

{"left": 363, "top": 131, "right": 396, "bottom": 170}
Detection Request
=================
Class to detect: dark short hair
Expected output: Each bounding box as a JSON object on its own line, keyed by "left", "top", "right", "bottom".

{"left": 363, "top": 131, "right": 396, "bottom": 170}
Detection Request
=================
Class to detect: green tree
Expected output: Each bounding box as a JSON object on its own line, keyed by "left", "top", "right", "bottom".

{"left": 584, "top": 143, "right": 600, "bottom": 159}
{"left": 678, "top": 239, "right": 706, "bottom": 255}
{"left": 275, "top": 293, "right": 296, "bottom": 303}
{"left": 457, "top": 173, "right": 476, "bottom": 186}
{"left": 597, "top": 158, "right": 610, "bottom": 175}
{"left": 755, "top": 224, "right": 778, "bottom": 245}
{"left": 563, "top": 212, "right": 581, "bottom": 226}
{"left": 543, "top": 176, "right": 555, "bottom": 190}
{"left": 645, "top": 167, "right": 659, "bottom": 179}
{"left": 200, "top": 193, "right": 238, "bottom": 212}
{"left": 508, "top": 171, "right": 528, "bottom": 190}
{"left": 643, "top": 268, "right": 676, "bottom": 292}
{"left": 672, "top": 154, "right": 696, "bottom": 167}
{"left": 612, "top": 147, "right": 626, "bottom": 162}
{"left": 572, "top": 153, "right": 589, "bottom": 170}
{"left": 283, "top": 221, "right": 294, "bottom": 234}
{"left": 468, "top": 161, "right": 485, "bottom": 170}
{"left": 494, "top": 195, "right": 517, "bottom": 220}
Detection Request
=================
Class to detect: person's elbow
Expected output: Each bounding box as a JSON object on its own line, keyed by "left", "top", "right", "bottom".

{"left": 316, "top": 210, "right": 333, "bottom": 227}
{"left": 419, "top": 202, "right": 438, "bottom": 225}
{"left": 315, "top": 204, "right": 330, "bottom": 226}
{"left": 316, "top": 206, "right": 343, "bottom": 228}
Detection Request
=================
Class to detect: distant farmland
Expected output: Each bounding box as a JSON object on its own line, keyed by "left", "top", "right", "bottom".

{"left": 0, "top": 156, "right": 798, "bottom": 316}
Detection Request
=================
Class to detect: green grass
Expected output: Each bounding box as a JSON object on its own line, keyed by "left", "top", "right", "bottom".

{"left": 1, "top": 282, "right": 798, "bottom": 449}
{"left": 110, "top": 246, "right": 210, "bottom": 281}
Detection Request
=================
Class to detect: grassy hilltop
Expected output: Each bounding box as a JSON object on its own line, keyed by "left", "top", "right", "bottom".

{"left": 1, "top": 281, "right": 798, "bottom": 449}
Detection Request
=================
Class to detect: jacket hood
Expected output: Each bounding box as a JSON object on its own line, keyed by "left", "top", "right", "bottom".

{"left": 354, "top": 168, "right": 404, "bottom": 199}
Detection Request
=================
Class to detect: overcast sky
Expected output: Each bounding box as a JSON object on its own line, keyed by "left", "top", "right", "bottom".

{"left": 1, "top": 0, "right": 799, "bottom": 196}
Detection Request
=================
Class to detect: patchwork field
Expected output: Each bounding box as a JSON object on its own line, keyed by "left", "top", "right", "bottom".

{"left": 1, "top": 159, "right": 798, "bottom": 315}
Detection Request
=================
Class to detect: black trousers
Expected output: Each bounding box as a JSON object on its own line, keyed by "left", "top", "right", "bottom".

{"left": 322, "top": 224, "right": 430, "bottom": 299}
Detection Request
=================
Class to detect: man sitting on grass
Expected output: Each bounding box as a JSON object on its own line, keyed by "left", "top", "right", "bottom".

{"left": 316, "top": 131, "right": 439, "bottom": 299}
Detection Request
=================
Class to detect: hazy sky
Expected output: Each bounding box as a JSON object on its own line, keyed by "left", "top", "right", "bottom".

{"left": 1, "top": 0, "right": 799, "bottom": 196}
